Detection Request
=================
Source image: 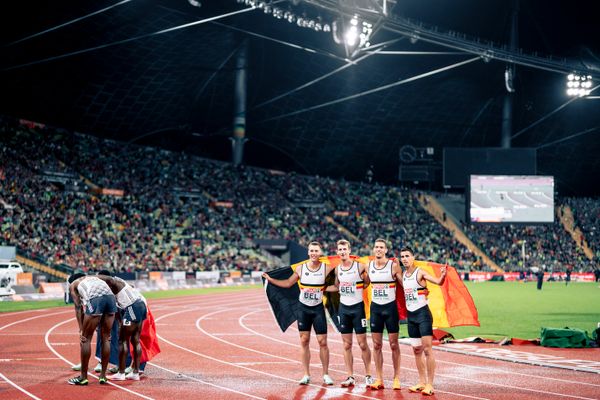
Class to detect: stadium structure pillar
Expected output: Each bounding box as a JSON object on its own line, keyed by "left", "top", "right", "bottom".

{"left": 501, "top": 0, "right": 519, "bottom": 148}
{"left": 232, "top": 39, "right": 248, "bottom": 166}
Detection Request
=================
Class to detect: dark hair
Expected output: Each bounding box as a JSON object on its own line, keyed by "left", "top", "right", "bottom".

{"left": 97, "top": 270, "right": 112, "bottom": 277}
{"left": 400, "top": 246, "right": 414, "bottom": 255}
{"left": 68, "top": 272, "right": 86, "bottom": 284}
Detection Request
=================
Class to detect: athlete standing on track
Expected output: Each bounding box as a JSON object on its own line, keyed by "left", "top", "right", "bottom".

{"left": 400, "top": 246, "right": 446, "bottom": 396}
{"left": 332, "top": 239, "right": 374, "bottom": 388}
{"left": 367, "top": 238, "right": 403, "bottom": 390}
{"left": 262, "top": 241, "right": 336, "bottom": 386}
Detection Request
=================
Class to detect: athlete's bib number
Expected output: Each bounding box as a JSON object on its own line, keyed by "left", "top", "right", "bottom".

{"left": 404, "top": 287, "right": 419, "bottom": 306}
{"left": 301, "top": 288, "right": 322, "bottom": 305}
{"left": 372, "top": 284, "right": 391, "bottom": 299}
{"left": 339, "top": 282, "right": 355, "bottom": 296}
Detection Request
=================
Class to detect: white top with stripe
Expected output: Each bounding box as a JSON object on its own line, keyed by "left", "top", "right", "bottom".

{"left": 297, "top": 262, "right": 326, "bottom": 307}
{"left": 114, "top": 277, "right": 142, "bottom": 309}
{"left": 368, "top": 260, "right": 396, "bottom": 305}
{"left": 77, "top": 277, "right": 113, "bottom": 305}
{"left": 402, "top": 268, "right": 428, "bottom": 312}
{"left": 337, "top": 261, "right": 364, "bottom": 306}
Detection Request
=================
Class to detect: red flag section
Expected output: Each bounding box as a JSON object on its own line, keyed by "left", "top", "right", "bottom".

{"left": 130, "top": 305, "right": 161, "bottom": 363}
{"left": 414, "top": 260, "right": 480, "bottom": 328}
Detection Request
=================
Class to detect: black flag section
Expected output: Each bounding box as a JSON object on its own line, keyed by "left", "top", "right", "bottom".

{"left": 263, "top": 266, "right": 300, "bottom": 332}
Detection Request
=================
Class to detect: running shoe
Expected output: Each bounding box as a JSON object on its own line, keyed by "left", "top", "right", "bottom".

{"left": 67, "top": 376, "right": 88, "bottom": 386}
{"left": 368, "top": 379, "right": 384, "bottom": 390}
{"left": 323, "top": 374, "right": 334, "bottom": 385}
{"left": 393, "top": 377, "right": 401, "bottom": 390}
{"left": 94, "top": 363, "right": 102, "bottom": 373}
{"left": 365, "top": 375, "right": 375, "bottom": 386}
{"left": 421, "top": 384, "right": 434, "bottom": 396}
{"left": 125, "top": 372, "right": 140, "bottom": 381}
{"left": 108, "top": 372, "right": 126, "bottom": 381}
{"left": 298, "top": 375, "right": 310, "bottom": 385}
{"left": 71, "top": 363, "right": 81, "bottom": 371}
{"left": 124, "top": 366, "right": 133, "bottom": 374}
{"left": 99, "top": 377, "right": 108, "bottom": 385}
{"left": 340, "top": 376, "right": 355, "bottom": 387}
{"left": 108, "top": 366, "right": 119, "bottom": 374}
{"left": 408, "top": 382, "right": 426, "bottom": 393}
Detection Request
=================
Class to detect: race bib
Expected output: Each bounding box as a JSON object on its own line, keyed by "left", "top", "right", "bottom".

{"left": 404, "top": 287, "right": 419, "bottom": 306}
{"left": 372, "top": 283, "right": 391, "bottom": 299}
{"left": 339, "top": 282, "right": 355, "bottom": 296}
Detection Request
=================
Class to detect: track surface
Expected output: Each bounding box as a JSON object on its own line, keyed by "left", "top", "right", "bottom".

{"left": 1, "top": 289, "right": 599, "bottom": 399}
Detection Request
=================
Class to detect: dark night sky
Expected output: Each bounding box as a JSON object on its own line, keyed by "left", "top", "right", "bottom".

{"left": 1, "top": 0, "right": 599, "bottom": 196}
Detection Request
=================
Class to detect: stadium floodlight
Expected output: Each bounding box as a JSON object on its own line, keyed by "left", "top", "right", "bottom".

{"left": 334, "top": 14, "right": 373, "bottom": 50}
{"left": 237, "top": 0, "right": 330, "bottom": 34}
{"left": 566, "top": 72, "right": 592, "bottom": 97}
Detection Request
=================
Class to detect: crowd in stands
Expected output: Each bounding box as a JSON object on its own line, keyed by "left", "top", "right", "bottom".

{"left": 1, "top": 117, "right": 596, "bottom": 275}
{"left": 565, "top": 197, "right": 600, "bottom": 260}
{"left": 464, "top": 222, "right": 591, "bottom": 273}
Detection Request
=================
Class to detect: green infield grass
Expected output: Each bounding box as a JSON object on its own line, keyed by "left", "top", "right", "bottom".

{"left": 429, "top": 281, "right": 599, "bottom": 340}
{"left": 0, "top": 285, "right": 260, "bottom": 313}
{"left": 2, "top": 281, "right": 597, "bottom": 340}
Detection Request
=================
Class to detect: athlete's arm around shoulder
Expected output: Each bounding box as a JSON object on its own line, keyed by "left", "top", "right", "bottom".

{"left": 262, "top": 269, "right": 300, "bottom": 288}
{"left": 392, "top": 259, "right": 403, "bottom": 286}
{"left": 419, "top": 265, "right": 447, "bottom": 286}
{"left": 325, "top": 266, "right": 339, "bottom": 292}
{"left": 358, "top": 263, "right": 370, "bottom": 285}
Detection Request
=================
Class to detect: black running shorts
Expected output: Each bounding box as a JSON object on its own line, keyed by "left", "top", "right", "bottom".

{"left": 407, "top": 305, "right": 434, "bottom": 338}
{"left": 369, "top": 301, "right": 399, "bottom": 334}
{"left": 297, "top": 303, "right": 327, "bottom": 334}
{"left": 338, "top": 302, "right": 367, "bottom": 334}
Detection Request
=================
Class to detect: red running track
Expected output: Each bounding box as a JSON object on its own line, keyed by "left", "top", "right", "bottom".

{"left": 1, "top": 288, "right": 599, "bottom": 399}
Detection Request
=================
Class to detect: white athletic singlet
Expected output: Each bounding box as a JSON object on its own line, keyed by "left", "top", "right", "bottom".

{"left": 114, "top": 276, "right": 142, "bottom": 309}
{"left": 77, "top": 277, "right": 113, "bottom": 304}
{"left": 368, "top": 260, "right": 396, "bottom": 305}
{"left": 297, "top": 262, "right": 326, "bottom": 307}
{"left": 402, "top": 268, "right": 429, "bottom": 312}
{"left": 337, "top": 261, "right": 364, "bottom": 306}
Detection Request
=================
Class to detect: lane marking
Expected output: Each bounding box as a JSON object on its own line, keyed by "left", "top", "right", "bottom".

{"left": 0, "top": 372, "right": 42, "bottom": 400}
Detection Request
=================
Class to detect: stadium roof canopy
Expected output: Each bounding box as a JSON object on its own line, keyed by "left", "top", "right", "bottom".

{"left": 2, "top": 0, "right": 599, "bottom": 196}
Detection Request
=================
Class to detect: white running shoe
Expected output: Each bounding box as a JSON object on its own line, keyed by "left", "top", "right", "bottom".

{"left": 125, "top": 372, "right": 140, "bottom": 381}
{"left": 298, "top": 375, "right": 310, "bottom": 385}
{"left": 108, "top": 372, "right": 126, "bottom": 381}
{"left": 94, "top": 363, "right": 102, "bottom": 373}
{"left": 323, "top": 374, "right": 334, "bottom": 385}
{"left": 365, "top": 375, "right": 375, "bottom": 386}
{"left": 340, "top": 376, "right": 355, "bottom": 387}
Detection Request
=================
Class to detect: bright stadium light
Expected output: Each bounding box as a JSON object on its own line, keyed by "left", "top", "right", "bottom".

{"left": 334, "top": 14, "right": 373, "bottom": 49}
{"left": 566, "top": 72, "right": 592, "bottom": 97}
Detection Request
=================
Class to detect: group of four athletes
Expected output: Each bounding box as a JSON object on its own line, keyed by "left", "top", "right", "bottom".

{"left": 263, "top": 238, "right": 447, "bottom": 396}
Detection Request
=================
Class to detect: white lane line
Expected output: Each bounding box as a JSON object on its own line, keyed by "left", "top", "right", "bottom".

{"left": 279, "top": 309, "right": 600, "bottom": 387}
{"left": 182, "top": 307, "right": 406, "bottom": 400}
{"left": 236, "top": 309, "right": 489, "bottom": 400}
{"left": 146, "top": 362, "right": 265, "bottom": 400}
{"left": 45, "top": 317, "right": 155, "bottom": 400}
{"left": 0, "top": 310, "right": 72, "bottom": 331}
{"left": 0, "top": 372, "right": 42, "bottom": 400}
{"left": 245, "top": 309, "right": 599, "bottom": 399}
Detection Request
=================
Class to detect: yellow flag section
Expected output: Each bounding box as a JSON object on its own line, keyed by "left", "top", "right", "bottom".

{"left": 414, "top": 260, "right": 480, "bottom": 328}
